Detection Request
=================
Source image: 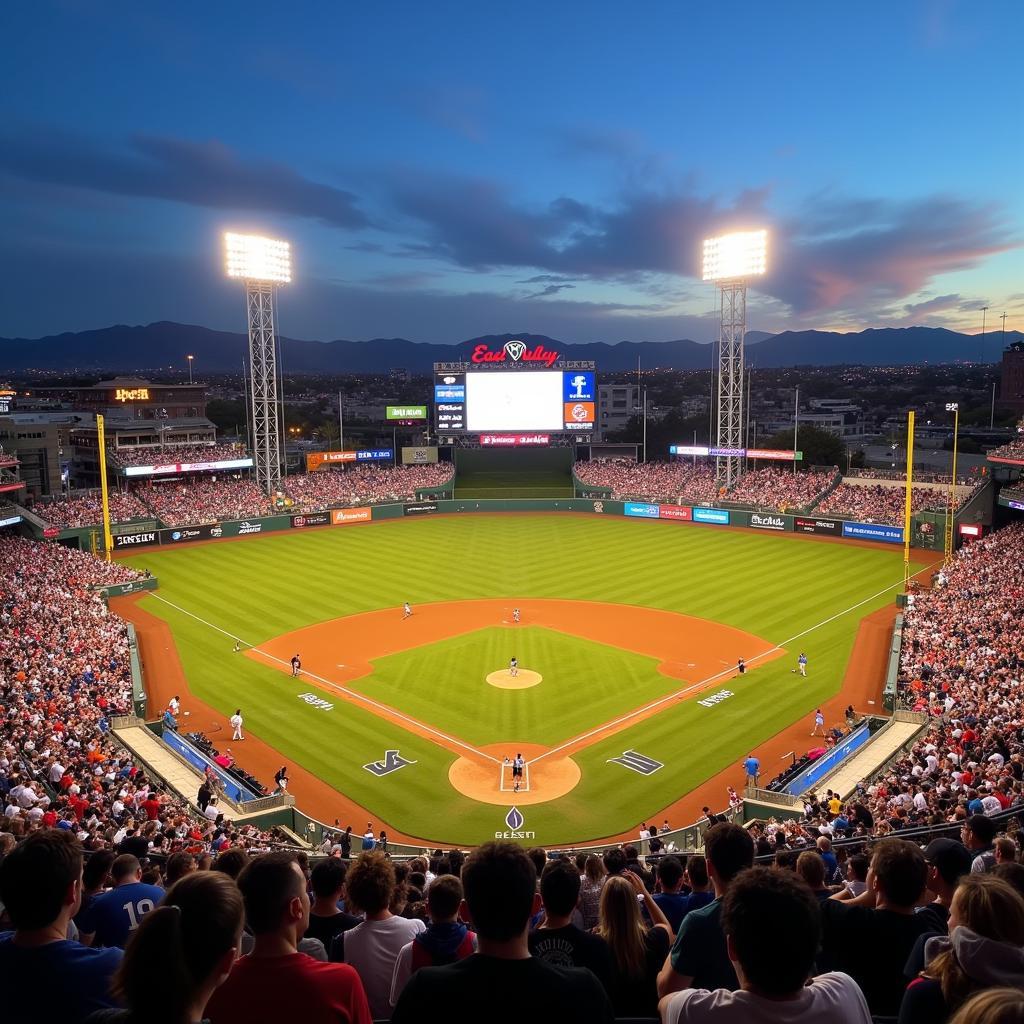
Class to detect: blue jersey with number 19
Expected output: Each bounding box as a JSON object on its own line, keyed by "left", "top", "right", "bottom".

{"left": 79, "top": 881, "right": 165, "bottom": 948}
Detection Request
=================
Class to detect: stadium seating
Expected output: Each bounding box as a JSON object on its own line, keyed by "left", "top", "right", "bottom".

{"left": 107, "top": 442, "right": 247, "bottom": 468}
{"left": 284, "top": 463, "right": 454, "bottom": 512}
{"left": 816, "top": 481, "right": 974, "bottom": 525}
{"left": 31, "top": 490, "right": 152, "bottom": 529}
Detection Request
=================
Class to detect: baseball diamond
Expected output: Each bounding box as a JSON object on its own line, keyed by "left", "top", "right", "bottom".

{"left": 113, "top": 512, "right": 933, "bottom": 847}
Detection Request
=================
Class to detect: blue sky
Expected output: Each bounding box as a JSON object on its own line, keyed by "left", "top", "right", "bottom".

{"left": 2, "top": 0, "right": 1022, "bottom": 343}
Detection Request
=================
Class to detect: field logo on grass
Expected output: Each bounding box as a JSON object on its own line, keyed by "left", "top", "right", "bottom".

{"left": 495, "top": 806, "right": 536, "bottom": 840}
{"left": 363, "top": 749, "right": 417, "bottom": 777}
{"left": 698, "top": 689, "right": 734, "bottom": 709}
{"left": 297, "top": 692, "right": 334, "bottom": 711}
{"left": 607, "top": 750, "right": 664, "bottom": 775}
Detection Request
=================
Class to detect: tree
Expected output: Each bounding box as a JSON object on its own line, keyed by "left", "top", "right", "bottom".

{"left": 758, "top": 424, "right": 844, "bottom": 469}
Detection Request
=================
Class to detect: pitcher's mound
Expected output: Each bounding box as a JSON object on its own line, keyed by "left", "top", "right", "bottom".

{"left": 487, "top": 669, "right": 542, "bottom": 690}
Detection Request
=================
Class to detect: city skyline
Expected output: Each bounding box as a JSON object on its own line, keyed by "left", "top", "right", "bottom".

{"left": 2, "top": 1, "right": 1022, "bottom": 344}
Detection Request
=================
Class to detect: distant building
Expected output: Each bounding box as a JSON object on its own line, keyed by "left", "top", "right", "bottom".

{"left": 0, "top": 412, "right": 85, "bottom": 498}
{"left": 761, "top": 398, "right": 865, "bottom": 440}
{"left": 597, "top": 383, "right": 641, "bottom": 440}
{"left": 998, "top": 341, "right": 1024, "bottom": 414}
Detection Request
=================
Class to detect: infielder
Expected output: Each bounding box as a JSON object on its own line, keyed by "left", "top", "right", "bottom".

{"left": 512, "top": 608, "right": 520, "bottom": 624}
{"left": 230, "top": 708, "right": 244, "bottom": 741}
{"left": 290, "top": 653, "right": 301, "bottom": 678}
{"left": 403, "top": 601, "right": 412, "bottom": 619}
{"left": 509, "top": 656, "right": 518, "bottom": 678}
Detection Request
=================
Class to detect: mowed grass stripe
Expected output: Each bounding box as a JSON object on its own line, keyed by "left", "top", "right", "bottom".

{"left": 123, "top": 516, "right": 924, "bottom": 844}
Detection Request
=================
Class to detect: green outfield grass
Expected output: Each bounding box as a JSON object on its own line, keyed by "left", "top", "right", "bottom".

{"left": 122, "top": 515, "right": 928, "bottom": 845}
{"left": 453, "top": 469, "right": 574, "bottom": 498}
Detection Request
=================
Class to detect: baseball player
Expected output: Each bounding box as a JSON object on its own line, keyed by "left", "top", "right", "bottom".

{"left": 797, "top": 652, "right": 808, "bottom": 677}
{"left": 509, "top": 656, "right": 518, "bottom": 678}
{"left": 811, "top": 708, "right": 825, "bottom": 737}
{"left": 403, "top": 601, "right": 412, "bottom": 619}
{"left": 167, "top": 695, "right": 181, "bottom": 716}
{"left": 290, "top": 654, "right": 301, "bottom": 678}
{"left": 512, "top": 608, "right": 520, "bottom": 624}
{"left": 230, "top": 709, "right": 244, "bottom": 741}
{"left": 737, "top": 658, "right": 746, "bottom": 676}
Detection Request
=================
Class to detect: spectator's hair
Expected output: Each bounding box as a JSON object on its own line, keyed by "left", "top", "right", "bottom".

{"left": 948, "top": 987, "right": 1024, "bottom": 1024}
{"left": 574, "top": 852, "right": 587, "bottom": 873}
{"left": 656, "top": 855, "right": 684, "bottom": 890}
{"left": 722, "top": 867, "right": 820, "bottom": 996}
{"left": 871, "top": 838, "right": 927, "bottom": 907}
{"left": 447, "top": 849, "right": 465, "bottom": 878}
{"left": 112, "top": 871, "right": 243, "bottom": 1024}
{"left": 83, "top": 849, "right": 116, "bottom": 891}
{"left": 236, "top": 852, "right": 304, "bottom": 935}
{"left": 966, "top": 814, "right": 997, "bottom": 845}
{"left": 345, "top": 851, "right": 395, "bottom": 915}
{"left": 540, "top": 858, "right": 582, "bottom": 917}
{"left": 705, "top": 823, "right": 755, "bottom": 885}
{"left": 584, "top": 854, "right": 605, "bottom": 884}
{"left": 0, "top": 829, "right": 82, "bottom": 929}
{"left": 165, "top": 851, "right": 196, "bottom": 886}
{"left": 461, "top": 842, "right": 536, "bottom": 941}
{"left": 925, "top": 876, "right": 1024, "bottom": 1014}
{"left": 993, "top": 862, "right": 1024, "bottom": 899}
{"left": 408, "top": 870, "right": 426, "bottom": 891}
{"left": 847, "top": 854, "right": 870, "bottom": 882}
{"left": 796, "top": 850, "right": 826, "bottom": 889}
{"left": 603, "top": 847, "right": 626, "bottom": 875}
{"left": 685, "top": 854, "right": 709, "bottom": 888}
{"left": 526, "top": 847, "right": 547, "bottom": 877}
{"left": 111, "top": 854, "right": 141, "bottom": 882}
{"left": 995, "top": 837, "right": 1018, "bottom": 863}
{"left": 310, "top": 857, "right": 347, "bottom": 899}
{"left": 212, "top": 848, "right": 250, "bottom": 879}
{"left": 426, "top": 873, "right": 463, "bottom": 921}
{"left": 595, "top": 875, "right": 648, "bottom": 980}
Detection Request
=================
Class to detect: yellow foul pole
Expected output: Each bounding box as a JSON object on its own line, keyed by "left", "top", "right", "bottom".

{"left": 96, "top": 414, "right": 113, "bottom": 562}
{"left": 903, "top": 410, "right": 914, "bottom": 588}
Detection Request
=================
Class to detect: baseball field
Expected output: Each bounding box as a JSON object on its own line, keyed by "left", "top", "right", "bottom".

{"left": 115, "top": 514, "right": 929, "bottom": 847}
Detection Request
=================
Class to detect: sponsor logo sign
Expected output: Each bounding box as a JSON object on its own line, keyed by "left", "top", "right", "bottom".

{"left": 624, "top": 502, "right": 660, "bottom": 519}
{"left": 592, "top": 501, "right": 604, "bottom": 513}
{"left": 124, "top": 457, "right": 253, "bottom": 477}
{"left": 0, "top": 513, "right": 22, "bottom": 528}
{"left": 563, "top": 371, "right": 595, "bottom": 402}
{"left": 168, "top": 528, "right": 205, "bottom": 543}
{"left": 959, "top": 523, "right": 982, "bottom": 537}
{"left": 670, "top": 444, "right": 710, "bottom": 456}
{"left": 385, "top": 405, "right": 427, "bottom": 420}
{"left": 297, "top": 692, "right": 334, "bottom": 711}
{"left": 356, "top": 449, "right": 393, "bottom": 461}
{"left": 659, "top": 504, "right": 692, "bottom": 520}
{"left": 115, "top": 387, "right": 150, "bottom": 401}
{"left": 698, "top": 688, "right": 735, "bottom": 709}
{"left": 434, "top": 384, "right": 466, "bottom": 401}
{"left": 401, "top": 446, "right": 438, "bottom": 465}
{"left": 1007, "top": 499, "right": 1024, "bottom": 511}
{"left": 495, "top": 806, "right": 536, "bottom": 840}
{"left": 842, "top": 521, "right": 904, "bottom": 544}
{"left": 563, "top": 401, "right": 595, "bottom": 429}
{"left": 291, "top": 512, "right": 331, "bottom": 528}
{"left": 794, "top": 516, "right": 841, "bottom": 536}
{"left": 693, "top": 507, "right": 730, "bottom": 525}
{"left": 363, "top": 749, "right": 417, "bottom": 776}
{"left": 403, "top": 502, "right": 439, "bottom": 516}
{"left": 747, "top": 448, "right": 803, "bottom": 462}
{"left": 471, "top": 340, "right": 561, "bottom": 367}
{"left": 237, "top": 520, "right": 263, "bottom": 535}
{"left": 749, "top": 513, "right": 787, "bottom": 531}
{"left": 330, "top": 507, "right": 371, "bottom": 525}
{"left": 43, "top": 526, "right": 60, "bottom": 538}
{"left": 479, "top": 434, "right": 550, "bottom": 447}
{"left": 113, "top": 531, "right": 158, "bottom": 548}
{"left": 709, "top": 446, "right": 745, "bottom": 458}
{"left": 607, "top": 750, "right": 664, "bottom": 775}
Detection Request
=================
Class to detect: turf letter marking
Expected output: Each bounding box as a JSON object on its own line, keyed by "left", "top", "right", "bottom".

{"left": 363, "top": 750, "right": 417, "bottom": 777}
{"left": 607, "top": 750, "right": 664, "bottom": 775}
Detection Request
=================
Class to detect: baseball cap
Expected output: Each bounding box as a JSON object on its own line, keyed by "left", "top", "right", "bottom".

{"left": 924, "top": 838, "right": 973, "bottom": 886}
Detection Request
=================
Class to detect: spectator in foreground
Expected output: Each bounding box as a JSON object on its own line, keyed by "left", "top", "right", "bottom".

{"left": 963, "top": 815, "right": 998, "bottom": 874}
{"left": 391, "top": 842, "right": 613, "bottom": 1024}
{"left": 79, "top": 855, "right": 165, "bottom": 950}
{"left": 85, "top": 871, "right": 244, "bottom": 1024}
{"left": 899, "top": 875, "right": 1024, "bottom": 1024}
{"left": 390, "top": 873, "right": 477, "bottom": 1005}
{"left": 949, "top": 987, "right": 1024, "bottom": 1024}
{"left": 205, "top": 852, "right": 370, "bottom": 1024}
{"left": 819, "top": 837, "right": 933, "bottom": 1017}
{"left": 305, "top": 858, "right": 360, "bottom": 950}
{"left": 652, "top": 856, "right": 689, "bottom": 932}
{"left": 578, "top": 854, "right": 606, "bottom": 931}
{"left": 0, "top": 830, "right": 123, "bottom": 1023}
{"left": 335, "top": 851, "right": 425, "bottom": 1019}
{"left": 657, "top": 822, "right": 755, "bottom": 997}
{"left": 659, "top": 866, "right": 872, "bottom": 1023}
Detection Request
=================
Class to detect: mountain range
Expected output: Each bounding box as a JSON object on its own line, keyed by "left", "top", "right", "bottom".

{"left": 1, "top": 322, "right": 1019, "bottom": 374}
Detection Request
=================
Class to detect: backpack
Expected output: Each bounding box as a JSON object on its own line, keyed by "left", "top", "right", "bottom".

{"left": 409, "top": 930, "right": 476, "bottom": 971}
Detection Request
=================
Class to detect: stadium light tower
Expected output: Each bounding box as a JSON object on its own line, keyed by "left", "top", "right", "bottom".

{"left": 224, "top": 232, "right": 292, "bottom": 494}
{"left": 703, "top": 230, "right": 767, "bottom": 489}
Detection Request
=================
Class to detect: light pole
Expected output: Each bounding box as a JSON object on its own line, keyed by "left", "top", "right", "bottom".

{"left": 944, "top": 402, "right": 959, "bottom": 564}
{"left": 980, "top": 306, "right": 989, "bottom": 363}
{"left": 187, "top": 354, "right": 194, "bottom": 384}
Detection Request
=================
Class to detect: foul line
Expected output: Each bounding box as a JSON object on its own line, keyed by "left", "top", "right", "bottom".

{"left": 146, "top": 592, "right": 500, "bottom": 764}
{"left": 531, "top": 575, "right": 909, "bottom": 766}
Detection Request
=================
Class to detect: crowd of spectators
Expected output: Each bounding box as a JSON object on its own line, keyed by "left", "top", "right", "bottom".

{"left": 32, "top": 491, "right": 152, "bottom": 530}
{"left": 850, "top": 468, "right": 979, "bottom": 485}
{"left": 987, "top": 433, "right": 1024, "bottom": 462}
{"left": 725, "top": 467, "right": 835, "bottom": 510}
{"left": 108, "top": 442, "right": 246, "bottom": 468}
{"left": 0, "top": 538, "right": 284, "bottom": 868}
{"left": 817, "top": 481, "right": 971, "bottom": 525}
{"left": 141, "top": 476, "right": 272, "bottom": 526}
{"left": 285, "top": 464, "right": 454, "bottom": 512}
{"left": 574, "top": 460, "right": 720, "bottom": 504}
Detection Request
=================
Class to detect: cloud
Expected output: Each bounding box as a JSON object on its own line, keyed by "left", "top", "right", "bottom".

{"left": 0, "top": 124, "right": 368, "bottom": 228}
{"left": 525, "top": 283, "right": 575, "bottom": 299}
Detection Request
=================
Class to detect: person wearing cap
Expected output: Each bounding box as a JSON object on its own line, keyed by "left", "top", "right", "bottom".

{"left": 962, "top": 814, "right": 998, "bottom": 874}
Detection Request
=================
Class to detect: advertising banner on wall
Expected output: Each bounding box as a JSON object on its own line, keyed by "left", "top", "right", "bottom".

{"left": 479, "top": 434, "right": 550, "bottom": 446}
{"left": 748, "top": 512, "right": 789, "bottom": 531}
{"left": 112, "top": 530, "right": 160, "bottom": 549}
{"left": 330, "top": 507, "right": 371, "bottom": 525}
{"left": 290, "top": 512, "right": 331, "bottom": 528}
{"left": 794, "top": 517, "right": 842, "bottom": 536}
{"left": 306, "top": 449, "right": 393, "bottom": 471}
{"left": 161, "top": 524, "right": 223, "bottom": 543}
{"left": 386, "top": 405, "right": 427, "bottom": 420}
{"left": 842, "top": 521, "right": 904, "bottom": 544}
{"left": 624, "top": 502, "right": 660, "bottom": 518}
{"left": 124, "top": 457, "right": 253, "bottom": 477}
{"left": 693, "top": 507, "right": 730, "bottom": 525}
{"left": 658, "top": 504, "right": 692, "bottom": 520}
{"left": 401, "top": 446, "right": 439, "bottom": 464}
{"left": 403, "top": 502, "right": 439, "bottom": 516}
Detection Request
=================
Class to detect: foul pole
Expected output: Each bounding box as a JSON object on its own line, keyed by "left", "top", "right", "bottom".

{"left": 903, "top": 410, "right": 914, "bottom": 587}
{"left": 96, "top": 414, "right": 113, "bottom": 562}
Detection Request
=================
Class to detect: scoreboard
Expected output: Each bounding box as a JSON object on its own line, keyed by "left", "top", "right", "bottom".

{"left": 434, "top": 369, "right": 596, "bottom": 433}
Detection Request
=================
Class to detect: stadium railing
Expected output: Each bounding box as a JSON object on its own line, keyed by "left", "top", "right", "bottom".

{"left": 882, "top": 614, "right": 904, "bottom": 711}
